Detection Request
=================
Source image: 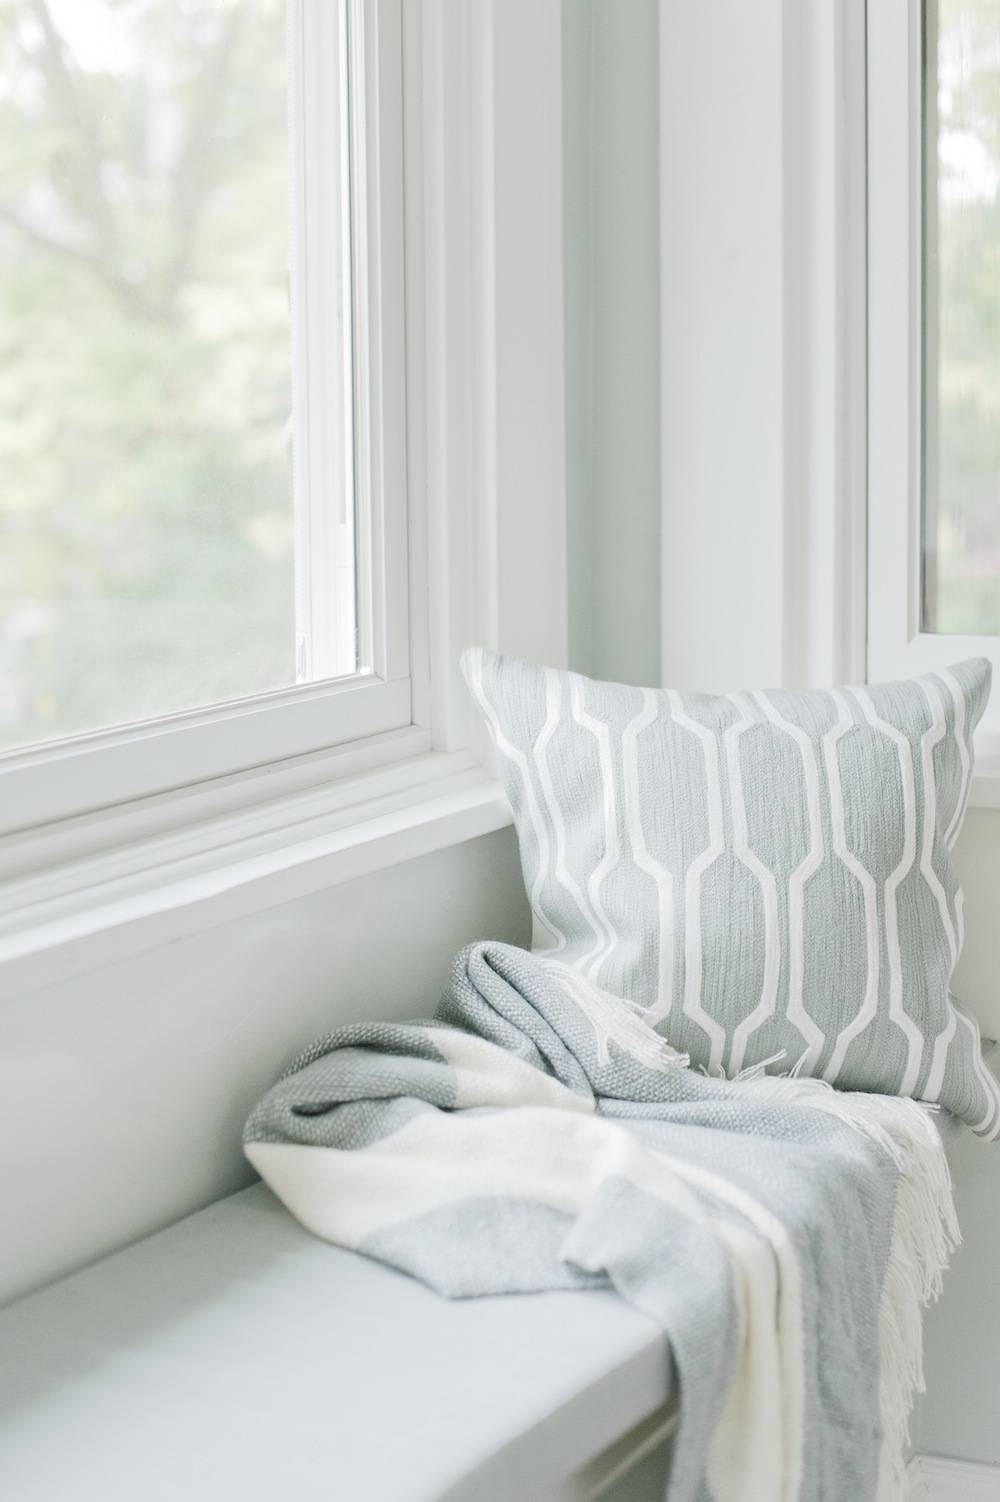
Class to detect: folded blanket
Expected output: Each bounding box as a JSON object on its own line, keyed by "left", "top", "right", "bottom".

{"left": 244, "top": 942, "right": 959, "bottom": 1502}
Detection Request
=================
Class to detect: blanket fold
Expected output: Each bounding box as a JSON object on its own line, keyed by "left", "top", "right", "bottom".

{"left": 245, "top": 942, "right": 958, "bottom": 1502}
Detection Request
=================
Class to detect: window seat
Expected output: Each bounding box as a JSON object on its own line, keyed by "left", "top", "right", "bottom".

{"left": 0, "top": 1182, "right": 676, "bottom": 1502}
{"left": 0, "top": 1108, "right": 964, "bottom": 1502}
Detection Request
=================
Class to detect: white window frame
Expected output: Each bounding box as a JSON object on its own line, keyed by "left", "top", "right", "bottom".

{"left": 0, "top": 0, "right": 570, "bottom": 986}
{"left": 0, "top": 0, "right": 413, "bottom": 839}
{"left": 867, "top": 0, "right": 1000, "bottom": 765}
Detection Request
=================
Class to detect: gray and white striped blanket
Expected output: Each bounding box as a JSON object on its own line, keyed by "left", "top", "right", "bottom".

{"left": 245, "top": 941, "right": 958, "bottom": 1502}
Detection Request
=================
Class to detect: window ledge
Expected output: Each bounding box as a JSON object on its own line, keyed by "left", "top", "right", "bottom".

{"left": 0, "top": 746, "right": 511, "bottom": 998}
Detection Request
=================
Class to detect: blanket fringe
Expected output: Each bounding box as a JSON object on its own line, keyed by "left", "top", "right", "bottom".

{"left": 871, "top": 1100, "right": 960, "bottom": 1502}
{"left": 739, "top": 1074, "right": 960, "bottom": 1501}
{"left": 700, "top": 1050, "right": 790, "bottom": 1083}
{"left": 538, "top": 960, "right": 690, "bottom": 1074}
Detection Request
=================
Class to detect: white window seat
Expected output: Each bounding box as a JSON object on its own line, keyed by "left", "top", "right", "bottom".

{"left": 0, "top": 1182, "right": 676, "bottom": 1502}
{"left": 0, "top": 1109, "right": 964, "bottom": 1502}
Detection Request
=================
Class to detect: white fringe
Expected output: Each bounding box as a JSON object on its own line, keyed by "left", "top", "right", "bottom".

{"left": 736, "top": 1074, "right": 960, "bottom": 1502}
{"left": 538, "top": 960, "right": 690, "bottom": 1073}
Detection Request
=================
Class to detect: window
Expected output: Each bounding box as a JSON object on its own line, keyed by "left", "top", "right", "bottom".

{"left": 922, "top": 0, "right": 1000, "bottom": 637}
{"left": 869, "top": 0, "right": 1000, "bottom": 753}
{"left": 0, "top": 0, "right": 410, "bottom": 832}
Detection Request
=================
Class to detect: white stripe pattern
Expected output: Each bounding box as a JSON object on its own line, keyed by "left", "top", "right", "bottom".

{"left": 821, "top": 691, "right": 883, "bottom": 1084}
{"left": 621, "top": 689, "right": 675, "bottom": 1022}
{"left": 917, "top": 678, "right": 959, "bottom": 968}
{"left": 569, "top": 675, "right": 624, "bottom": 984}
{"left": 532, "top": 667, "right": 594, "bottom": 953}
{"left": 915, "top": 679, "right": 964, "bottom": 1113}
{"left": 751, "top": 689, "right": 827, "bottom": 1073}
{"left": 724, "top": 694, "right": 782, "bottom": 1077}
{"left": 464, "top": 650, "right": 998, "bottom": 1136}
{"left": 849, "top": 686, "right": 925, "bottom": 1096}
{"left": 940, "top": 667, "right": 972, "bottom": 849}
{"left": 923, "top": 1008, "right": 957, "bottom": 1107}
{"left": 665, "top": 688, "right": 729, "bottom": 1076}
{"left": 955, "top": 1008, "right": 1000, "bottom": 1139}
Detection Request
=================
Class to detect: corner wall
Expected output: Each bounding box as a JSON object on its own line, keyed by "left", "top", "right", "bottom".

{"left": 563, "top": 0, "right": 661, "bottom": 689}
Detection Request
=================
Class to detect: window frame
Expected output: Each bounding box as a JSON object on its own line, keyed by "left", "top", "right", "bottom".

{"left": 0, "top": 0, "right": 413, "bottom": 839}
{"left": 0, "top": 0, "right": 572, "bottom": 977}
{"left": 867, "top": 0, "right": 1000, "bottom": 760}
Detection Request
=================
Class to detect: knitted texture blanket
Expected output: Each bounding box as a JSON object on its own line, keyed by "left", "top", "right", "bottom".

{"left": 245, "top": 941, "right": 958, "bottom": 1502}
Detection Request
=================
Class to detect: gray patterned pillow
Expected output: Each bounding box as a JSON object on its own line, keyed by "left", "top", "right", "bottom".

{"left": 463, "top": 647, "right": 1000, "bottom": 1137}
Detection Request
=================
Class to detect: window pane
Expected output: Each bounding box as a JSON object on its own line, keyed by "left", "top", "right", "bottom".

{"left": 923, "top": 0, "right": 1000, "bottom": 634}
{"left": 0, "top": 0, "right": 356, "bottom": 754}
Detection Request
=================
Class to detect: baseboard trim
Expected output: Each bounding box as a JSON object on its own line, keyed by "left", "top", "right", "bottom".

{"left": 909, "top": 1455, "right": 1000, "bottom": 1501}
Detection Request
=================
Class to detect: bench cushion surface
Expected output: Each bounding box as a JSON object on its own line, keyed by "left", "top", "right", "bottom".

{"left": 0, "top": 1107, "right": 962, "bottom": 1501}
{"left": 0, "top": 1183, "right": 671, "bottom": 1502}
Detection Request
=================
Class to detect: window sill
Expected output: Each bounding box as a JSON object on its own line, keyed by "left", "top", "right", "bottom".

{"left": 0, "top": 741, "right": 511, "bottom": 998}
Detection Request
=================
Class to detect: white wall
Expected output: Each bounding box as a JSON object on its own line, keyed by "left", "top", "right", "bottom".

{"left": 0, "top": 829, "right": 529, "bottom": 1306}
{"left": 660, "top": 0, "right": 866, "bottom": 694}
{"left": 565, "top": 0, "right": 1000, "bottom": 1466}
{"left": 659, "top": 0, "right": 787, "bottom": 691}
{"left": 563, "top": 0, "right": 660, "bottom": 688}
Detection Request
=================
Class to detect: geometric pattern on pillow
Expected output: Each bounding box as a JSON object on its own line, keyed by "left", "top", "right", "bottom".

{"left": 463, "top": 647, "right": 1000, "bottom": 1137}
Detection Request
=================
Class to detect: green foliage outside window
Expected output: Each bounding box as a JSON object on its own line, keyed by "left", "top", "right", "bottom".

{"left": 0, "top": 0, "right": 292, "bottom": 750}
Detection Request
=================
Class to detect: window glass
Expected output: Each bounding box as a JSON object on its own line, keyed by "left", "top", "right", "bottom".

{"left": 923, "top": 0, "right": 1000, "bottom": 634}
{"left": 0, "top": 0, "right": 356, "bottom": 753}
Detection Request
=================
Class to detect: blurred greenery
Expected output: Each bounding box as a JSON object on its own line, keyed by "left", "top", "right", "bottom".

{"left": 928, "top": 0, "right": 1000, "bottom": 634}
{"left": 0, "top": 0, "right": 294, "bottom": 749}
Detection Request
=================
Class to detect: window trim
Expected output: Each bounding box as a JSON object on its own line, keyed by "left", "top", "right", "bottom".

{"left": 0, "top": 673, "right": 415, "bottom": 838}
{"left": 0, "top": 739, "right": 509, "bottom": 999}
{"left": 0, "top": 0, "right": 413, "bottom": 839}
{"left": 867, "top": 0, "right": 1000, "bottom": 767}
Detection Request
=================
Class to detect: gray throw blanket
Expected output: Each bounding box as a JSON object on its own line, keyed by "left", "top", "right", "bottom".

{"left": 245, "top": 942, "right": 958, "bottom": 1502}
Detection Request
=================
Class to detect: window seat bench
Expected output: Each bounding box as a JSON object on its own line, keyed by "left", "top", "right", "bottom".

{"left": 0, "top": 1182, "right": 676, "bottom": 1502}
{"left": 0, "top": 1109, "right": 965, "bottom": 1502}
